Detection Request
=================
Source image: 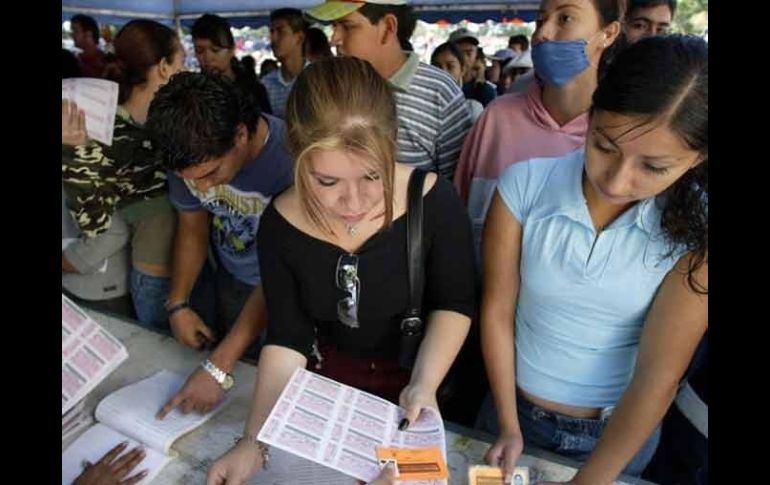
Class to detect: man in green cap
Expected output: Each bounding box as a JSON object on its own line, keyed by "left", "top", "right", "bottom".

{"left": 306, "top": 0, "right": 472, "bottom": 180}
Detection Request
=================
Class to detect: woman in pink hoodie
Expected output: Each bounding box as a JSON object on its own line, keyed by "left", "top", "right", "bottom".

{"left": 454, "top": 0, "right": 625, "bottom": 255}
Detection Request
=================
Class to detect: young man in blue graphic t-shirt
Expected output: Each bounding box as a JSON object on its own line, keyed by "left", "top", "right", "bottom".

{"left": 146, "top": 72, "right": 293, "bottom": 418}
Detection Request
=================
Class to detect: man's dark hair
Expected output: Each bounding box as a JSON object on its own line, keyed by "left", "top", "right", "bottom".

{"left": 260, "top": 59, "right": 279, "bottom": 78}
{"left": 359, "top": 4, "right": 417, "bottom": 48}
{"left": 628, "top": 0, "right": 677, "bottom": 16}
{"left": 191, "top": 13, "right": 234, "bottom": 48}
{"left": 305, "top": 27, "right": 332, "bottom": 59}
{"left": 146, "top": 72, "right": 262, "bottom": 171}
{"left": 72, "top": 14, "right": 100, "bottom": 43}
{"left": 241, "top": 55, "right": 256, "bottom": 73}
{"left": 508, "top": 34, "right": 529, "bottom": 51}
{"left": 270, "top": 8, "right": 309, "bottom": 33}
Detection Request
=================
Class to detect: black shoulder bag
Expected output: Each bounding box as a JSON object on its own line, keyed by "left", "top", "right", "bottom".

{"left": 398, "top": 169, "right": 428, "bottom": 369}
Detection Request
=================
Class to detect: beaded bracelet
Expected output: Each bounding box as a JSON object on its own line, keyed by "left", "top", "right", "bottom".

{"left": 234, "top": 434, "right": 270, "bottom": 468}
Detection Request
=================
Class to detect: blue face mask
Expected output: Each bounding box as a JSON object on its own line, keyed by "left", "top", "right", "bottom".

{"left": 532, "top": 35, "right": 600, "bottom": 87}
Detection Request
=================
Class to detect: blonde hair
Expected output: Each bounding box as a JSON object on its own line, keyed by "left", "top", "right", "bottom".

{"left": 284, "top": 56, "right": 398, "bottom": 235}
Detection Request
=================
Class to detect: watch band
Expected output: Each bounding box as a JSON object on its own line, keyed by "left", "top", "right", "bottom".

{"left": 201, "top": 358, "right": 235, "bottom": 392}
{"left": 201, "top": 358, "right": 227, "bottom": 384}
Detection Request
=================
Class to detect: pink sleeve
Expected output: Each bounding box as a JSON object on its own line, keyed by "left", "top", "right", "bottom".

{"left": 454, "top": 108, "right": 489, "bottom": 204}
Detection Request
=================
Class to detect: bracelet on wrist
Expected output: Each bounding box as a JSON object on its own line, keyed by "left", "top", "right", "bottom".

{"left": 234, "top": 435, "right": 270, "bottom": 467}
{"left": 165, "top": 301, "right": 189, "bottom": 317}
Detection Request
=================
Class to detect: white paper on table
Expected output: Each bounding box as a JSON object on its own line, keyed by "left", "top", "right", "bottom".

{"left": 63, "top": 398, "right": 86, "bottom": 427}
{"left": 62, "top": 370, "right": 231, "bottom": 485}
{"left": 61, "top": 412, "right": 94, "bottom": 443}
{"left": 62, "top": 295, "right": 128, "bottom": 415}
{"left": 258, "top": 368, "right": 448, "bottom": 485}
{"left": 61, "top": 423, "right": 171, "bottom": 485}
{"left": 250, "top": 447, "right": 351, "bottom": 484}
{"left": 61, "top": 78, "right": 119, "bottom": 146}
{"left": 95, "top": 369, "right": 231, "bottom": 454}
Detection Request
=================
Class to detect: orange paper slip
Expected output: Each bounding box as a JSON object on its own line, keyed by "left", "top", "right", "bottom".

{"left": 376, "top": 446, "right": 449, "bottom": 480}
{"left": 468, "top": 465, "right": 530, "bottom": 485}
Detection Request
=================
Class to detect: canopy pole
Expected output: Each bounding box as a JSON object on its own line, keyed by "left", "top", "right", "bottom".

{"left": 174, "top": 0, "right": 183, "bottom": 37}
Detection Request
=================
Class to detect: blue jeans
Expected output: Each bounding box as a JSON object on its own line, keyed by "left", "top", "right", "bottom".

{"left": 130, "top": 269, "right": 171, "bottom": 334}
{"left": 129, "top": 266, "right": 217, "bottom": 337}
{"left": 476, "top": 391, "right": 660, "bottom": 476}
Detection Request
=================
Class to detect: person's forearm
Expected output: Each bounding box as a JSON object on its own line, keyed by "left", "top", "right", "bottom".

{"left": 243, "top": 345, "right": 307, "bottom": 436}
{"left": 169, "top": 211, "right": 210, "bottom": 304}
{"left": 575, "top": 254, "right": 708, "bottom": 485}
{"left": 572, "top": 377, "right": 679, "bottom": 485}
{"left": 209, "top": 286, "right": 268, "bottom": 372}
{"left": 408, "top": 310, "right": 471, "bottom": 393}
{"left": 481, "top": 312, "right": 519, "bottom": 433}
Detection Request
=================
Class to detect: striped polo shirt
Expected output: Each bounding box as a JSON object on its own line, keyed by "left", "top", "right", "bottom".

{"left": 389, "top": 52, "right": 472, "bottom": 180}
{"left": 262, "top": 61, "right": 309, "bottom": 118}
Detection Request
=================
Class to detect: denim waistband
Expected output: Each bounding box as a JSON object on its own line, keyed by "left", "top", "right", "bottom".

{"left": 517, "top": 389, "right": 615, "bottom": 435}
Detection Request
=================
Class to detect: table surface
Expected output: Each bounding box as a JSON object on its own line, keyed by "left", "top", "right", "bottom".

{"left": 63, "top": 309, "right": 655, "bottom": 485}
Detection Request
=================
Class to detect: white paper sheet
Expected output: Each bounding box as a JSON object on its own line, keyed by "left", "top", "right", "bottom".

{"left": 61, "top": 78, "right": 119, "bottom": 146}
{"left": 95, "top": 369, "right": 231, "bottom": 454}
{"left": 61, "top": 423, "right": 171, "bottom": 485}
{"left": 258, "top": 368, "right": 447, "bottom": 484}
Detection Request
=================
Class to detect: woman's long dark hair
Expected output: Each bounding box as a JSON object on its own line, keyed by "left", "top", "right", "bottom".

{"left": 593, "top": 34, "right": 708, "bottom": 294}
{"left": 103, "top": 20, "right": 179, "bottom": 104}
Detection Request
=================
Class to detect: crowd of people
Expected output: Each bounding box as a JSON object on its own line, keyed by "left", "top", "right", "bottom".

{"left": 62, "top": 1, "right": 706, "bottom": 484}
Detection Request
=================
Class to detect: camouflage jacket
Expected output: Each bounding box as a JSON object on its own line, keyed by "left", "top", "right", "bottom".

{"left": 62, "top": 107, "right": 168, "bottom": 238}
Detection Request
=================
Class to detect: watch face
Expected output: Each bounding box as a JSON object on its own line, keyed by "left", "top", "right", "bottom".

{"left": 222, "top": 374, "right": 235, "bottom": 390}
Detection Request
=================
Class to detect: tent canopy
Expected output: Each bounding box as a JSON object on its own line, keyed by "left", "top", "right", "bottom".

{"left": 62, "top": 1, "right": 539, "bottom": 28}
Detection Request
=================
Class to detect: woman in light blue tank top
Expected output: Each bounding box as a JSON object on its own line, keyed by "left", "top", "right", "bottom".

{"left": 477, "top": 34, "right": 708, "bottom": 483}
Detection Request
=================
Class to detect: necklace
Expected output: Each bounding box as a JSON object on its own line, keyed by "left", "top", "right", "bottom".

{"left": 346, "top": 224, "right": 358, "bottom": 236}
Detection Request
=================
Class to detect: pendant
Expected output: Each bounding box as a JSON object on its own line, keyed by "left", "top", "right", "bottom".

{"left": 346, "top": 224, "right": 358, "bottom": 236}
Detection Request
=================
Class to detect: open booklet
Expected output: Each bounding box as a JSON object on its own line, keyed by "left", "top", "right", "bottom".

{"left": 61, "top": 77, "right": 119, "bottom": 146}
{"left": 258, "top": 368, "right": 448, "bottom": 484}
{"left": 62, "top": 370, "right": 229, "bottom": 485}
{"left": 62, "top": 294, "right": 128, "bottom": 415}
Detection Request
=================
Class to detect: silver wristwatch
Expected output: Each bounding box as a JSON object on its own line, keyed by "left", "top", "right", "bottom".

{"left": 201, "top": 358, "right": 235, "bottom": 391}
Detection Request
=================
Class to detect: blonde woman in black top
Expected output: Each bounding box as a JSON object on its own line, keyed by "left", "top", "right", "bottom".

{"left": 208, "top": 56, "right": 476, "bottom": 484}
